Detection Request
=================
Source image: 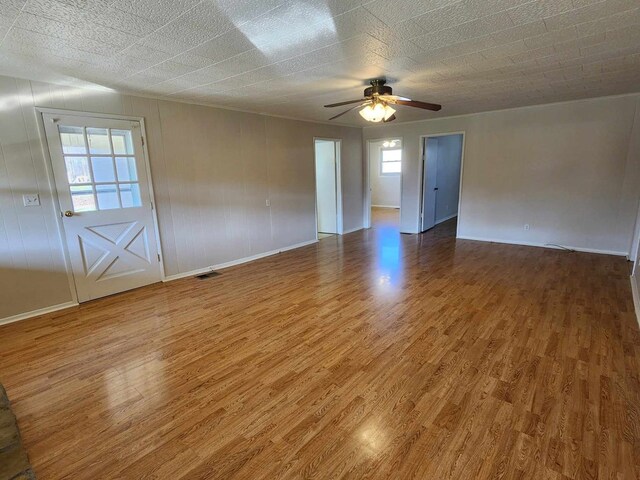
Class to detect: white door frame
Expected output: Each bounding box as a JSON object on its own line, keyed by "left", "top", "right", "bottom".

{"left": 363, "top": 137, "right": 404, "bottom": 229}
{"left": 418, "top": 131, "right": 466, "bottom": 238}
{"left": 35, "top": 107, "right": 165, "bottom": 303}
{"left": 313, "top": 137, "right": 343, "bottom": 239}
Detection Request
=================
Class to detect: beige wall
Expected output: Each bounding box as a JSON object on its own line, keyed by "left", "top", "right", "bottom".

{"left": 0, "top": 75, "right": 363, "bottom": 320}
{"left": 364, "top": 95, "right": 640, "bottom": 255}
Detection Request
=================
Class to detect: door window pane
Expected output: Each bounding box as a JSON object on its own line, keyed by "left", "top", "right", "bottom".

{"left": 87, "top": 128, "right": 111, "bottom": 154}
{"left": 59, "top": 124, "right": 144, "bottom": 212}
{"left": 120, "top": 183, "right": 141, "bottom": 208}
{"left": 96, "top": 184, "right": 120, "bottom": 210}
{"left": 65, "top": 156, "right": 91, "bottom": 184}
{"left": 116, "top": 157, "right": 138, "bottom": 181}
{"left": 70, "top": 185, "right": 96, "bottom": 212}
{"left": 111, "top": 130, "right": 134, "bottom": 155}
{"left": 59, "top": 126, "right": 86, "bottom": 154}
{"left": 91, "top": 157, "right": 116, "bottom": 182}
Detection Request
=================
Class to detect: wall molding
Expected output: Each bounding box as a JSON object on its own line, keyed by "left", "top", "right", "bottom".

{"left": 632, "top": 276, "right": 640, "bottom": 328}
{"left": 456, "top": 235, "right": 627, "bottom": 256}
{"left": 342, "top": 226, "right": 364, "bottom": 235}
{"left": 0, "top": 301, "right": 78, "bottom": 326}
{"left": 163, "top": 239, "right": 319, "bottom": 282}
{"left": 372, "top": 204, "right": 400, "bottom": 209}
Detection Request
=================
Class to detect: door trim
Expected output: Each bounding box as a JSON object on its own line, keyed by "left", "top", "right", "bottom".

{"left": 418, "top": 131, "right": 466, "bottom": 239}
{"left": 313, "top": 137, "right": 343, "bottom": 239}
{"left": 364, "top": 137, "right": 404, "bottom": 230}
{"left": 35, "top": 107, "right": 165, "bottom": 303}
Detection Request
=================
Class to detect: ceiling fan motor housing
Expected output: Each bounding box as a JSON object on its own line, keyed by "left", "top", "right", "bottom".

{"left": 365, "top": 79, "right": 392, "bottom": 97}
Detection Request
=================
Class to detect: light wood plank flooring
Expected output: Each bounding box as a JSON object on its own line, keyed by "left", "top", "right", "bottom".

{"left": 0, "top": 213, "right": 638, "bottom": 479}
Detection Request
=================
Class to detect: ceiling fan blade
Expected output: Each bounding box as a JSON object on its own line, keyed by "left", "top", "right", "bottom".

{"left": 382, "top": 114, "right": 397, "bottom": 123}
{"left": 395, "top": 99, "right": 442, "bottom": 111}
{"left": 378, "top": 94, "right": 411, "bottom": 102}
{"left": 324, "top": 98, "right": 369, "bottom": 108}
{"left": 329, "top": 104, "right": 364, "bottom": 120}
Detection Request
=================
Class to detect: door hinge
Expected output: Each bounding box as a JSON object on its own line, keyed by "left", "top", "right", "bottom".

{"left": 150, "top": 201, "right": 154, "bottom": 210}
{"left": 157, "top": 254, "right": 161, "bottom": 262}
{"left": 141, "top": 136, "right": 145, "bottom": 146}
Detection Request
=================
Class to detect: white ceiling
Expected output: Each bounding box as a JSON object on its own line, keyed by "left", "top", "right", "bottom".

{"left": 0, "top": 0, "right": 639, "bottom": 125}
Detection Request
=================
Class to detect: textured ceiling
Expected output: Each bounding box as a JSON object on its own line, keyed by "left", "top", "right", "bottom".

{"left": 0, "top": 0, "right": 639, "bottom": 125}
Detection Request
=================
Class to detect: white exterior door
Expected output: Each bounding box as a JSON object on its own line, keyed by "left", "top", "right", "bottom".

{"left": 43, "top": 113, "right": 162, "bottom": 302}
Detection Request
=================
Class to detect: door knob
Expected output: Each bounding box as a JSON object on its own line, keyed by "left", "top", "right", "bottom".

{"left": 64, "top": 210, "right": 74, "bottom": 217}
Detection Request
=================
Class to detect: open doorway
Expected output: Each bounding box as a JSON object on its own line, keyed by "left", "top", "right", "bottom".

{"left": 314, "top": 138, "right": 342, "bottom": 239}
{"left": 367, "top": 138, "right": 402, "bottom": 230}
{"left": 420, "top": 133, "right": 464, "bottom": 233}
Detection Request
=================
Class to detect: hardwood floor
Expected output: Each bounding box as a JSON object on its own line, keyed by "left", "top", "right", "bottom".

{"left": 0, "top": 213, "right": 638, "bottom": 479}
{"left": 370, "top": 206, "right": 400, "bottom": 229}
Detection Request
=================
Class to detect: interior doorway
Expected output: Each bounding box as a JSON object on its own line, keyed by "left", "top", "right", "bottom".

{"left": 420, "top": 133, "right": 464, "bottom": 232}
{"left": 367, "top": 138, "right": 402, "bottom": 230}
{"left": 314, "top": 138, "right": 342, "bottom": 239}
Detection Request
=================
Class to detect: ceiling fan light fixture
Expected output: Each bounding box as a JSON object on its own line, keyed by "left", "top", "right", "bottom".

{"left": 325, "top": 79, "right": 441, "bottom": 122}
{"left": 359, "top": 103, "right": 396, "bottom": 123}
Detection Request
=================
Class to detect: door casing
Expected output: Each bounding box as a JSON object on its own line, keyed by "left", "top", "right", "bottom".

{"left": 313, "top": 137, "right": 343, "bottom": 238}
{"left": 418, "top": 131, "right": 466, "bottom": 238}
{"left": 363, "top": 137, "right": 404, "bottom": 230}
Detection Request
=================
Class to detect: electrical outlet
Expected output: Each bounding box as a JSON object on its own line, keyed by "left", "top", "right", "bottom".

{"left": 524, "top": 224, "right": 530, "bottom": 231}
{"left": 265, "top": 199, "right": 271, "bottom": 207}
{"left": 23, "top": 194, "right": 40, "bottom": 206}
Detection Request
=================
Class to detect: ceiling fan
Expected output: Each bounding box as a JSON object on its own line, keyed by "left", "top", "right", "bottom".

{"left": 325, "top": 79, "right": 441, "bottom": 123}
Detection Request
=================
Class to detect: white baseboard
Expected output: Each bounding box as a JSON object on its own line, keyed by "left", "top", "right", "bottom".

{"left": 0, "top": 301, "right": 78, "bottom": 326}
{"left": 371, "top": 205, "right": 400, "bottom": 209}
{"left": 632, "top": 276, "right": 640, "bottom": 328}
{"left": 342, "top": 226, "right": 364, "bottom": 235}
{"left": 435, "top": 213, "right": 458, "bottom": 225}
{"left": 456, "top": 235, "right": 627, "bottom": 256}
{"left": 163, "top": 239, "right": 319, "bottom": 282}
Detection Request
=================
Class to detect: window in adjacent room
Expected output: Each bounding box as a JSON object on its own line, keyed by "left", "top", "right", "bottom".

{"left": 380, "top": 147, "right": 401, "bottom": 175}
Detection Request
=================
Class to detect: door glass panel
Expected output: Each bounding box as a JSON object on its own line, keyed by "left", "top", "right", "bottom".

{"left": 120, "top": 183, "right": 142, "bottom": 208}
{"left": 111, "top": 129, "right": 134, "bottom": 155}
{"left": 59, "top": 126, "right": 86, "bottom": 154}
{"left": 116, "top": 157, "right": 138, "bottom": 181}
{"left": 91, "top": 157, "right": 116, "bottom": 182}
{"left": 59, "top": 123, "right": 144, "bottom": 212}
{"left": 70, "top": 185, "right": 96, "bottom": 212}
{"left": 87, "top": 128, "right": 111, "bottom": 154}
{"left": 65, "top": 156, "right": 91, "bottom": 184}
{"left": 96, "top": 184, "right": 120, "bottom": 210}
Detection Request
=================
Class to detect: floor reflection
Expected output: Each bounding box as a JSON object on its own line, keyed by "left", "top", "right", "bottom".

{"left": 371, "top": 208, "right": 402, "bottom": 290}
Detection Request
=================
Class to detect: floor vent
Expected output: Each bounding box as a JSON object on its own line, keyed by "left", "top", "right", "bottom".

{"left": 196, "top": 271, "right": 221, "bottom": 280}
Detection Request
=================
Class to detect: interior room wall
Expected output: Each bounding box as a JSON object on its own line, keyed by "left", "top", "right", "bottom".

{"left": 627, "top": 103, "right": 640, "bottom": 266}
{"left": 368, "top": 140, "right": 400, "bottom": 208}
{"left": 364, "top": 94, "right": 640, "bottom": 256}
{"left": 0, "top": 75, "right": 363, "bottom": 321}
{"left": 433, "top": 134, "right": 463, "bottom": 224}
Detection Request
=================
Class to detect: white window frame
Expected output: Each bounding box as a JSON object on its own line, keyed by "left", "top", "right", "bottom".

{"left": 379, "top": 147, "right": 402, "bottom": 176}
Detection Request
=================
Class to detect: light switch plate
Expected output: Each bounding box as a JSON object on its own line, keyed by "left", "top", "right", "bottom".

{"left": 23, "top": 194, "right": 40, "bottom": 206}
